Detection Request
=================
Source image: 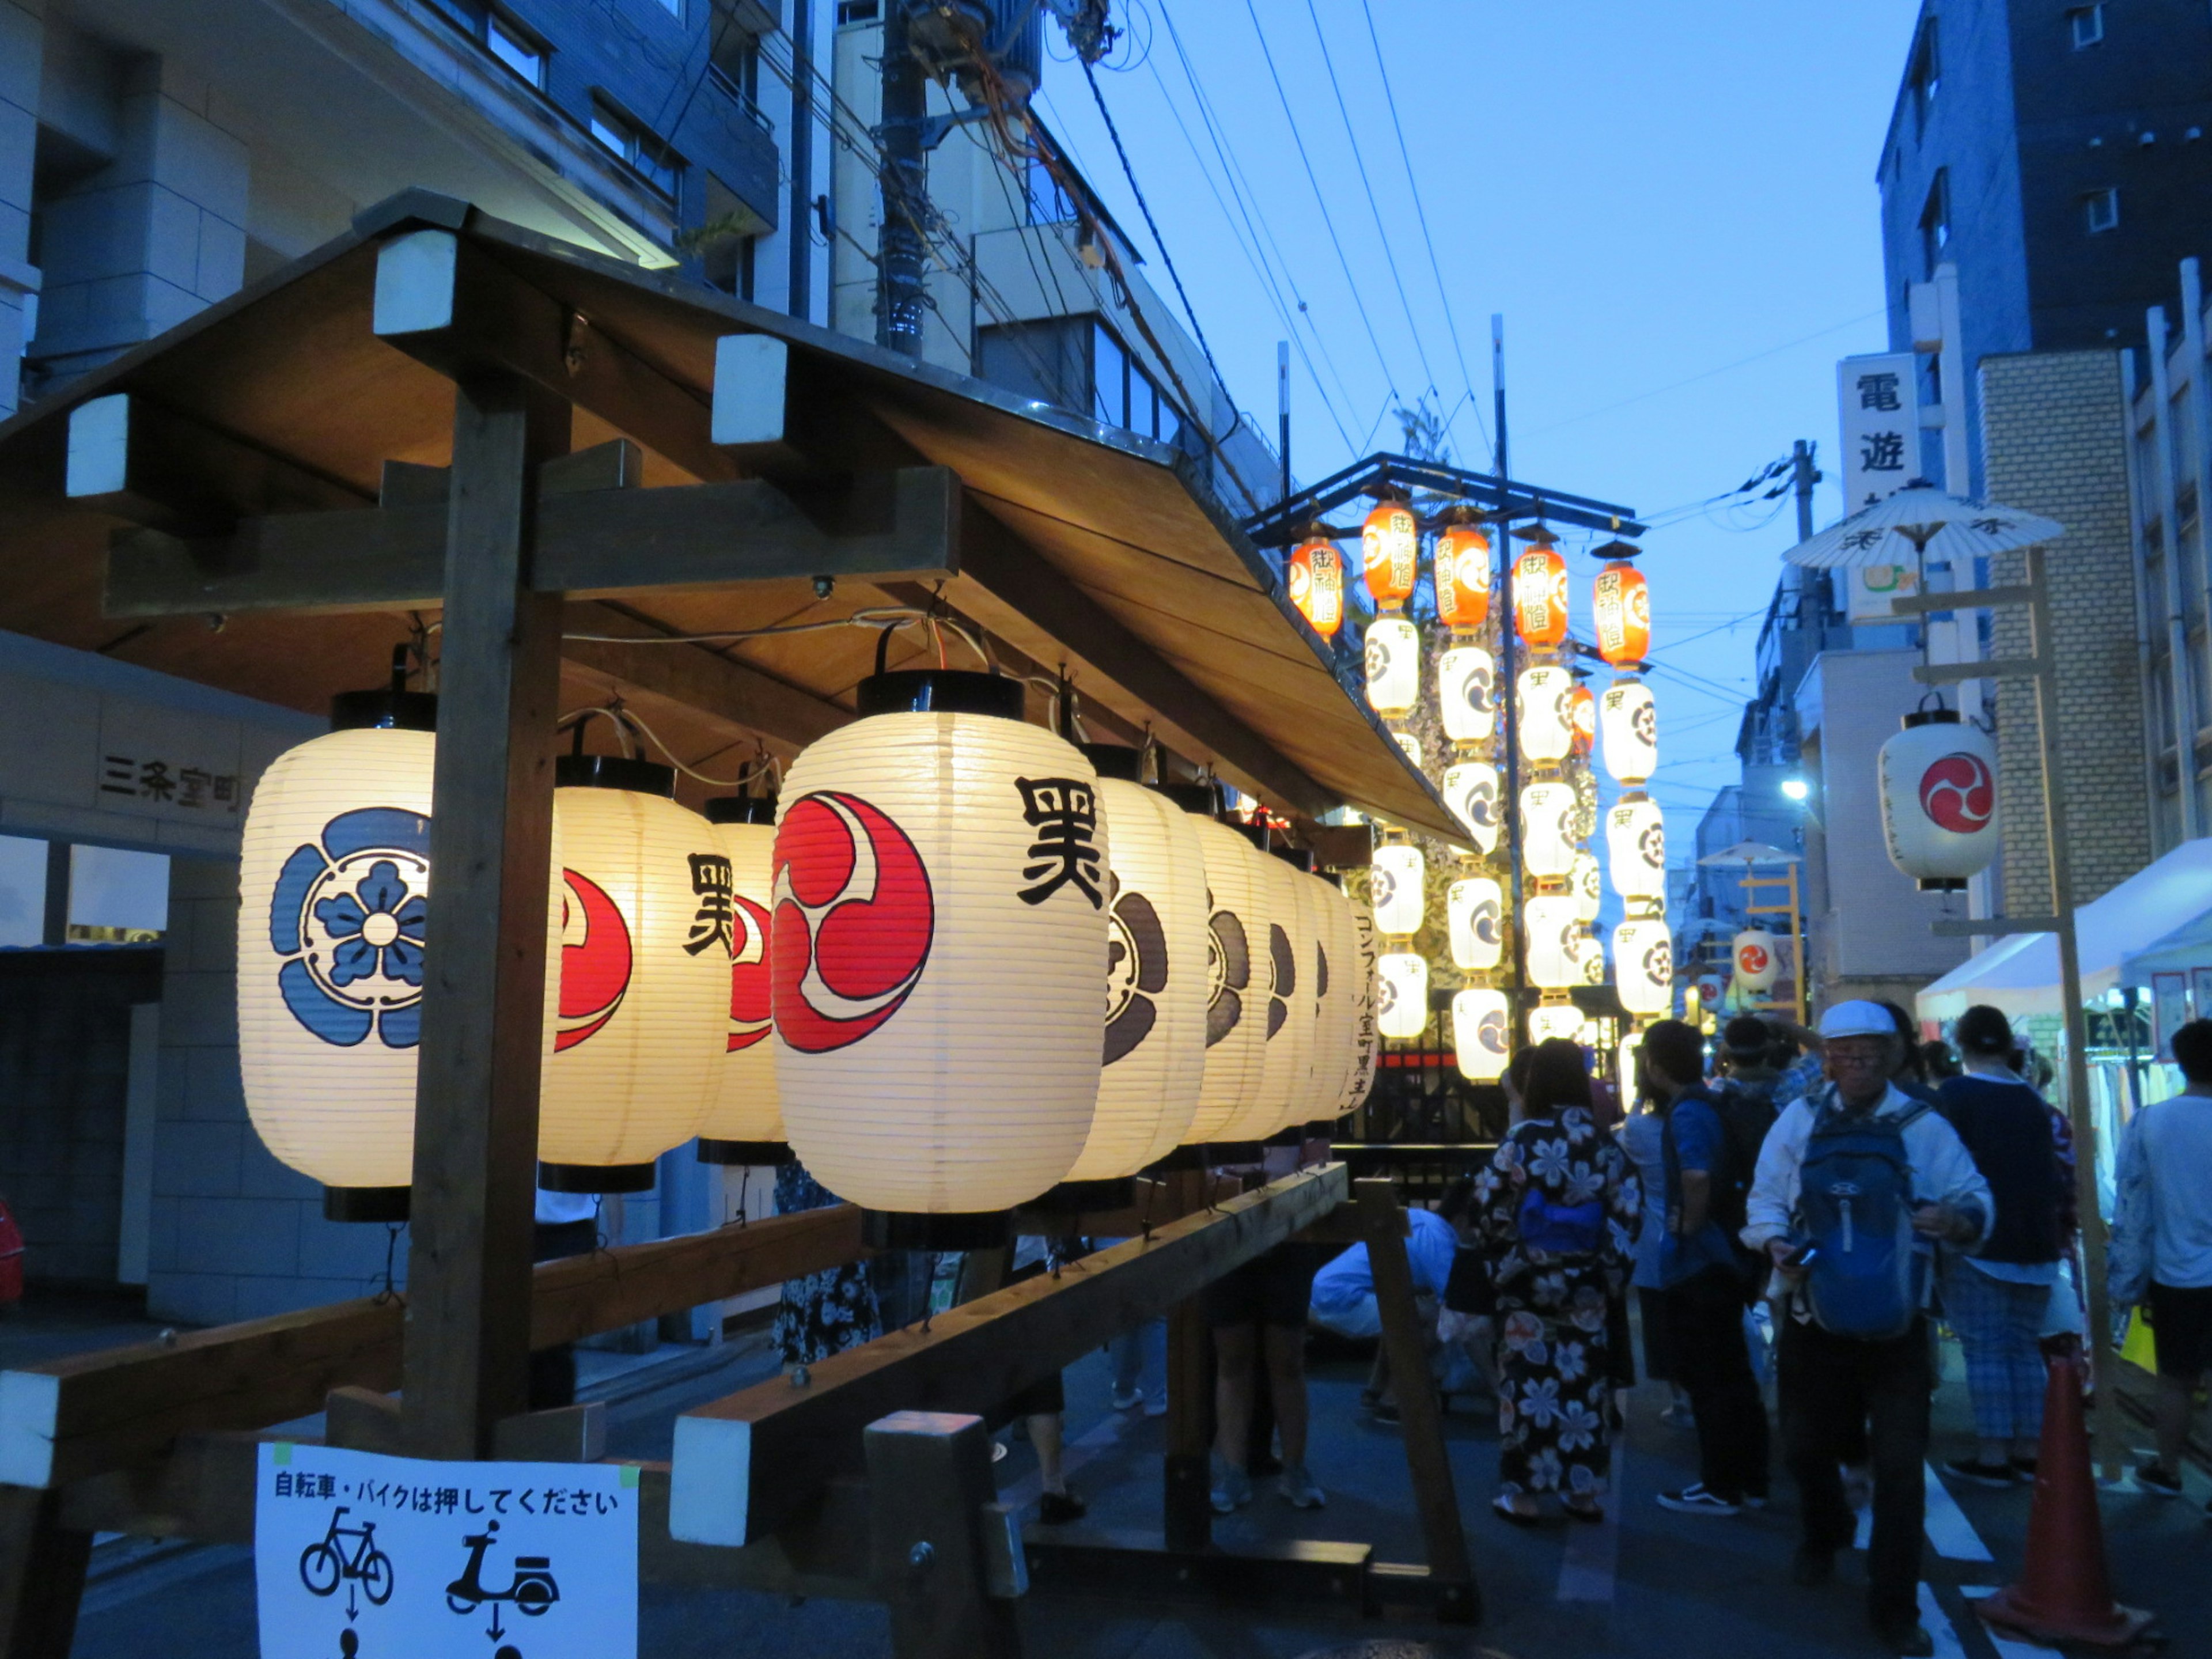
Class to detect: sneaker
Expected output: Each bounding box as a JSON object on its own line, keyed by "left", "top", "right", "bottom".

{"left": 1657, "top": 1483, "right": 1741, "bottom": 1517}
{"left": 1209, "top": 1456, "right": 1252, "bottom": 1515}
{"left": 1790, "top": 1546, "right": 1834, "bottom": 1586}
{"left": 1278, "top": 1463, "right": 1325, "bottom": 1509}
{"left": 1109, "top": 1385, "right": 1144, "bottom": 1411}
{"left": 1876, "top": 1621, "right": 1936, "bottom": 1658}
{"left": 1036, "top": 1489, "right": 1087, "bottom": 1525}
{"left": 2137, "top": 1461, "right": 2184, "bottom": 1497}
{"left": 1944, "top": 1457, "right": 2018, "bottom": 1490}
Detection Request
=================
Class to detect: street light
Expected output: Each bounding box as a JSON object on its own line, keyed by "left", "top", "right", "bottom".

{"left": 1780, "top": 777, "right": 1811, "bottom": 802}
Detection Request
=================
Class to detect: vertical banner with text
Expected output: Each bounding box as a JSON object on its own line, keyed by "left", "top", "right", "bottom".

{"left": 1836, "top": 352, "right": 1923, "bottom": 622}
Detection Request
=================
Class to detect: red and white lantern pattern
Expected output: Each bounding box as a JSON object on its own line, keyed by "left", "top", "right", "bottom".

{"left": 1877, "top": 709, "right": 1998, "bottom": 889}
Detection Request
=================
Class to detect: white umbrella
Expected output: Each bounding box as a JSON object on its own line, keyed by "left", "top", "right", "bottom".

{"left": 1782, "top": 479, "right": 2065, "bottom": 569}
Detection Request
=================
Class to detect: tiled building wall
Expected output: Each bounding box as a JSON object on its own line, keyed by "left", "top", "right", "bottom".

{"left": 1980, "top": 350, "right": 2154, "bottom": 913}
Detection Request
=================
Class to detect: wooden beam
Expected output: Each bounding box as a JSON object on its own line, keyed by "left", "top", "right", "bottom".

{"left": 402, "top": 370, "right": 568, "bottom": 1460}
{"left": 669, "top": 1164, "right": 1348, "bottom": 1546}
{"left": 0, "top": 1486, "right": 90, "bottom": 1657}
{"left": 64, "top": 392, "right": 369, "bottom": 535}
{"left": 101, "top": 467, "right": 961, "bottom": 619}
{"left": 866, "top": 1413, "right": 1022, "bottom": 1659}
{"left": 0, "top": 1206, "right": 863, "bottom": 1491}
{"left": 560, "top": 600, "right": 854, "bottom": 752}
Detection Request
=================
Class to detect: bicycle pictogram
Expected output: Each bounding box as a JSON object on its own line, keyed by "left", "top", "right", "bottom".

{"left": 298, "top": 1506, "right": 395, "bottom": 1606}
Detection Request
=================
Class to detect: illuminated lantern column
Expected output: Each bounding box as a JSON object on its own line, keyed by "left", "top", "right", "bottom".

{"left": 772, "top": 669, "right": 1109, "bottom": 1244}
{"left": 1509, "top": 526, "right": 1590, "bottom": 1046}
{"left": 1593, "top": 542, "right": 1672, "bottom": 1027}
{"left": 1877, "top": 708, "right": 1998, "bottom": 891}
{"left": 1436, "top": 515, "right": 1512, "bottom": 1063}
{"left": 697, "top": 793, "right": 785, "bottom": 1164}
{"left": 1372, "top": 835, "right": 1429, "bottom": 1041}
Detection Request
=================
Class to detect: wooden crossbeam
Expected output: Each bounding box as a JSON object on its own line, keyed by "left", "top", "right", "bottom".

{"left": 64, "top": 392, "right": 369, "bottom": 535}
{"left": 669, "top": 1164, "right": 1348, "bottom": 1547}
{"left": 0, "top": 1205, "right": 862, "bottom": 1490}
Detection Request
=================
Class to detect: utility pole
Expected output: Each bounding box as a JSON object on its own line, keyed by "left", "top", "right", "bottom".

{"left": 876, "top": 0, "right": 928, "bottom": 355}
{"left": 787, "top": 0, "right": 816, "bottom": 324}
{"left": 1492, "top": 313, "right": 1529, "bottom": 1039}
{"left": 1791, "top": 438, "right": 1819, "bottom": 543}
{"left": 1277, "top": 340, "right": 1291, "bottom": 506}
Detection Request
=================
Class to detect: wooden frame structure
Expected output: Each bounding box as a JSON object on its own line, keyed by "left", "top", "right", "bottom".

{"left": 0, "top": 192, "right": 1482, "bottom": 1654}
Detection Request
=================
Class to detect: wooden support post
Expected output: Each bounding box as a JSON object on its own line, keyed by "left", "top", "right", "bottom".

{"left": 1161, "top": 1167, "right": 1211, "bottom": 1552}
{"left": 866, "top": 1412, "right": 1022, "bottom": 1659}
{"left": 1354, "top": 1179, "right": 1478, "bottom": 1624}
{"left": 0, "top": 1487, "right": 90, "bottom": 1659}
{"left": 402, "top": 370, "right": 569, "bottom": 1459}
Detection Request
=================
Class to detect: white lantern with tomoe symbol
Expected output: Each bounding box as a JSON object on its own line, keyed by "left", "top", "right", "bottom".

{"left": 1572, "top": 849, "right": 1602, "bottom": 924}
{"left": 1600, "top": 678, "right": 1658, "bottom": 786}
{"left": 1733, "top": 927, "right": 1781, "bottom": 994}
{"left": 1452, "top": 987, "right": 1510, "bottom": 1081}
{"left": 1571, "top": 930, "right": 1605, "bottom": 987}
{"left": 1370, "top": 841, "right": 1427, "bottom": 937}
{"left": 1877, "top": 708, "right": 1998, "bottom": 891}
{"left": 1447, "top": 873, "right": 1504, "bottom": 971}
{"left": 771, "top": 668, "right": 1109, "bottom": 1245}
{"left": 1439, "top": 646, "right": 1498, "bottom": 744}
{"left": 1520, "top": 781, "right": 1579, "bottom": 879}
{"left": 1376, "top": 949, "right": 1430, "bottom": 1039}
{"left": 1525, "top": 893, "right": 1582, "bottom": 989}
{"left": 1516, "top": 665, "right": 1575, "bottom": 763}
{"left": 1605, "top": 796, "right": 1667, "bottom": 907}
{"left": 1615, "top": 918, "right": 1674, "bottom": 1016}
{"left": 696, "top": 794, "right": 785, "bottom": 1165}
{"left": 539, "top": 755, "right": 728, "bottom": 1193}
{"left": 1364, "top": 615, "right": 1421, "bottom": 717}
{"left": 1444, "top": 760, "right": 1502, "bottom": 854}
{"left": 1227, "top": 836, "right": 1316, "bottom": 1141}
{"left": 1163, "top": 783, "right": 1270, "bottom": 1146}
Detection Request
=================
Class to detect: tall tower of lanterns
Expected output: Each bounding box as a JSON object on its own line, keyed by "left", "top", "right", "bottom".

{"left": 1436, "top": 512, "right": 1509, "bottom": 1084}
{"left": 1510, "top": 525, "right": 1586, "bottom": 1046}
{"left": 1594, "top": 542, "right": 1672, "bottom": 1068}
{"left": 1361, "top": 493, "right": 1431, "bottom": 1044}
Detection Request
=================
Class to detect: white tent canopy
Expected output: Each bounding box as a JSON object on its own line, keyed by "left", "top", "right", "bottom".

{"left": 1918, "top": 839, "right": 2212, "bottom": 1022}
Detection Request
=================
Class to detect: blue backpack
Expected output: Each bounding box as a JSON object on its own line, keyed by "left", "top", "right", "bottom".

{"left": 1796, "top": 1100, "right": 1931, "bottom": 1342}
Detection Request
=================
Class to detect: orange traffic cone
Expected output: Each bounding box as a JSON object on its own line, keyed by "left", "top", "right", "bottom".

{"left": 1972, "top": 1340, "right": 2153, "bottom": 1647}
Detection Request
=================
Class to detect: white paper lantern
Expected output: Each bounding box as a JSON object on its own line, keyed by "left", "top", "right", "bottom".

{"left": 1444, "top": 761, "right": 1502, "bottom": 854}
{"left": 1364, "top": 615, "right": 1421, "bottom": 717}
{"left": 1615, "top": 918, "right": 1674, "bottom": 1016}
{"left": 1529, "top": 1002, "right": 1584, "bottom": 1044}
{"left": 771, "top": 672, "right": 1108, "bottom": 1225}
{"left": 238, "top": 704, "right": 442, "bottom": 1212}
{"left": 1733, "top": 927, "right": 1781, "bottom": 994}
{"left": 1520, "top": 781, "right": 1579, "bottom": 878}
{"left": 1370, "top": 842, "right": 1427, "bottom": 937}
{"left": 1439, "top": 646, "right": 1498, "bottom": 744}
{"left": 1232, "top": 842, "right": 1316, "bottom": 1141}
{"left": 699, "top": 796, "right": 783, "bottom": 1156}
{"left": 1067, "top": 758, "right": 1210, "bottom": 1179}
{"left": 1447, "top": 873, "right": 1504, "bottom": 971}
{"left": 1571, "top": 930, "right": 1606, "bottom": 986}
{"left": 1338, "top": 893, "right": 1380, "bottom": 1113}
{"left": 1878, "top": 709, "right": 1998, "bottom": 890}
{"left": 1452, "top": 987, "right": 1510, "bottom": 1081}
{"left": 1179, "top": 794, "right": 1272, "bottom": 1143}
{"left": 1517, "top": 665, "right": 1575, "bottom": 763}
{"left": 1376, "top": 949, "right": 1430, "bottom": 1039}
{"left": 1303, "top": 873, "right": 1358, "bottom": 1123}
{"left": 1572, "top": 850, "right": 1602, "bottom": 924}
{"left": 1526, "top": 893, "right": 1582, "bottom": 989}
{"left": 1600, "top": 677, "right": 1658, "bottom": 786}
{"left": 1393, "top": 729, "right": 1424, "bottom": 771}
{"left": 1605, "top": 797, "right": 1667, "bottom": 906}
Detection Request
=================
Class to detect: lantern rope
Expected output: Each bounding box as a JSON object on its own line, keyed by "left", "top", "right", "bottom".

{"left": 373, "top": 1223, "right": 405, "bottom": 1306}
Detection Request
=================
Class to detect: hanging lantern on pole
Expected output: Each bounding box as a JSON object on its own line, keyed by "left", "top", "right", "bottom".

{"left": 1600, "top": 678, "right": 1658, "bottom": 786}
{"left": 1877, "top": 708, "right": 1998, "bottom": 891}
{"left": 1516, "top": 664, "right": 1575, "bottom": 762}
{"left": 1615, "top": 918, "right": 1674, "bottom": 1016}
{"left": 1376, "top": 949, "right": 1430, "bottom": 1039}
{"left": 1572, "top": 849, "right": 1603, "bottom": 924}
{"left": 1520, "top": 781, "right": 1579, "bottom": 878}
{"left": 1512, "top": 541, "right": 1569, "bottom": 648}
{"left": 1370, "top": 841, "right": 1427, "bottom": 937}
{"left": 1231, "top": 840, "right": 1316, "bottom": 1141}
{"left": 1529, "top": 1001, "right": 1584, "bottom": 1044}
{"left": 1392, "top": 730, "right": 1423, "bottom": 771}
{"left": 1604, "top": 796, "right": 1668, "bottom": 907}
{"left": 698, "top": 793, "right": 785, "bottom": 1164}
{"left": 1364, "top": 615, "right": 1421, "bottom": 717}
{"left": 1434, "top": 520, "right": 1493, "bottom": 630}
{"left": 1525, "top": 893, "right": 1581, "bottom": 988}
{"left": 1361, "top": 499, "right": 1419, "bottom": 611}
{"left": 1438, "top": 646, "right": 1498, "bottom": 744}
{"left": 1447, "top": 873, "right": 1505, "bottom": 971}
{"left": 1569, "top": 683, "right": 1597, "bottom": 757}
{"left": 771, "top": 666, "right": 1109, "bottom": 1243}
{"left": 1162, "top": 784, "right": 1269, "bottom": 1146}
{"left": 1592, "top": 554, "right": 1652, "bottom": 666}
{"left": 1451, "top": 987, "right": 1510, "bottom": 1081}
{"left": 1733, "top": 927, "right": 1781, "bottom": 994}
{"left": 540, "top": 755, "right": 728, "bottom": 1192}
{"left": 1443, "top": 760, "right": 1502, "bottom": 853}
{"left": 237, "top": 677, "right": 441, "bottom": 1221}
{"left": 1287, "top": 537, "right": 1346, "bottom": 639}
{"left": 1571, "top": 930, "right": 1606, "bottom": 987}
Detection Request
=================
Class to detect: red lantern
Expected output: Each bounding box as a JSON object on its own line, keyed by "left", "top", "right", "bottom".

{"left": 1362, "top": 501, "right": 1419, "bottom": 612}
{"left": 1593, "top": 560, "right": 1650, "bottom": 666}
{"left": 1569, "top": 683, "right": 1596, "bottom": 755}
{"left": 1434, "top": 522, "right": 1491, "bottom": 630}
{"left": 1512, "top": 546, "right": 1569, "bottom": 648}
{"left": 1287, "top": 538, "right": 1345, "bottom": 639}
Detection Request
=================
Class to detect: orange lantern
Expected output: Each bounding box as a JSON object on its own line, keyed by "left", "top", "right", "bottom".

{"left": 1361, "top": 501, "right": 1419, "bottom": 612}
{"left": 1593, "top": 558, "right": 1651, "bottom": 666}
{"left": 1512, "top": 545, "right": 1569, "bottom": 648}
{"left": 1569, "top": 683, "right": 1597, "bottom": 756}
{"left": 1287, "top": 537, "right": 1344, "bottom": 639}
{"left": 1434, "top": 522, "right": 1491, "bottom": 630}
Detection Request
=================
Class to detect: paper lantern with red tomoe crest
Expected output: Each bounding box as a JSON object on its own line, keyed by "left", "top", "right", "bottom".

{"left": 540, "top": 757, "right": 727, "bottom": 1190}
{"left": 1513, "top": 546, "right": 1570, "bottom": 648}
{"left": 1434, "top": 522, "right": 1492, "bottom": 629}
{"left": 1593, "top": 560, "right": 1651, "bottom": 666}
{"left": 698, "top": 795, "right": 783, "bottom": 1158}
{"left": 771, "top": 671, "right": 1108, "bottom": 1230}
{"left": 1287, "top": 539, "right": 1345, "bottom": 639}
{"left": 1733, "top": 928, "right": 1780, "bottom": 993}
{"left": 1452, "top": 987, "right": 1510, "bottom": 1081}
{"left": 1362, "top": 501, "right": 1419, "bottom": 611}
{"left": 1878, "top": 709, "right": 1998, "bottom": 891}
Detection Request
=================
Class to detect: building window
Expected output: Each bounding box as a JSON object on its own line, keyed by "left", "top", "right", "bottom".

{"left": 1919, "top": 168, "right": 1950, "bottom": 276}
{"left": 590, "top": 101, "right": 682, "bottom": 196}
{"left": 710, "top": 33, "right": 772, "bottom": 132}
{"left": 2085, "top": 187, "right": 2120, "bottom": 233}
{"left": 974, "top": 314, "right": 1185, "bottom": 446}
{"left": 1909, "top": 17, "right": 1940, "bottom": 136}
{"left": 423, "top": 0, "right": 548, "bottom": 89}
{"left": 2069, "top": 4, "right": 2105, "bottom": 46}
{"left": 836, "top": 1, "right": 880, "bottom": 20}
{"left": 1025, "top": 156, "right": 1075, "bottom": 226}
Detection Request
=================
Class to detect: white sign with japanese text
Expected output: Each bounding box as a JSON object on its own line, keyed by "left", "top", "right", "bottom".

{"left": 254, "top": 1443, "right": 638, "bottom": 1659}
{"left": 1836, "top": 352, "right": 1923, "bottom": 622}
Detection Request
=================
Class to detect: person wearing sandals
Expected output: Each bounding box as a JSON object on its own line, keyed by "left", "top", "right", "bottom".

{"left": 1470, "top": 1038, "right": 1641, "bottom": 1525}
{"left": 1933, "top": 1005, "right": 2067, "bottom": 1488}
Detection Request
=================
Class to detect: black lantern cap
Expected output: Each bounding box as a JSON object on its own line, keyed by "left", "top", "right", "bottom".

{"left": 331, "top": 689, "right": 437, "bottom": 733}
{"left": 1902, "top": 707, "right": 1963, "bottom": 729}
{"left": 857, "top": 669, "right": 1025, "bottom": 721}
{"left": 540, "top": 1160, "right": 656, "bottom": 1194}
{"left": 555, "top": 754, "right": 677, "bottom": 797}
{"left": 704, "top": 794, "right": 779, "bottom": 825}
{"left": 698, "top": 1138, "right": 794, "bottom": 1166}
{"left": 1161, "top": 781, "right": 1221, "bottom": 816}
{"left": 1079, "top": 743, "right": 1142, "bottom": 782}
{"left": 323, "top": 1184, "right": 410, "bottom": 1223}
{"left": 1272, "top": 844, "right": 1316, "bottom": 873}
{"left": 861, "top": 1207, "right": 1013, "bottom": 1251}
{"left": 1028, "top": 1177, "right": 1136, "bottom": 1214}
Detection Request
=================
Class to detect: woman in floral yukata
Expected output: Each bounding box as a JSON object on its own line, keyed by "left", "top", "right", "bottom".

{"left": 1472, "top": 1038, "right": 1641, "bottom": 1524}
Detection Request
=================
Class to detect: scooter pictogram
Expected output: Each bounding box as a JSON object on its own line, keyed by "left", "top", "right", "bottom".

{"left": 298, "top": 1508, "right": 395, "bottom": 1608}
{"left": 445, "top": 1520, "right": 559, "bottom": 1618}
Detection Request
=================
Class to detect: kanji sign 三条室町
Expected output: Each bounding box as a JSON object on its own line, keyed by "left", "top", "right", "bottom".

{"left": 1835, "top": 351, "right": 1923, "bottom": 623}
{"left": 254, "top": 1443, "right": 638, "bottom": 1659}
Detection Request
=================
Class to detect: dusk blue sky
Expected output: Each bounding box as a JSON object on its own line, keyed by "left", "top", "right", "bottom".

{"left": 1035, "top": 0, "right": 1925, "bottom": 843}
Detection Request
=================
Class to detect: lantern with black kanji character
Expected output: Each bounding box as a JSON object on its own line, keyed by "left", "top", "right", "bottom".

{"left": 1877, "top": 708, "right": 1998, "bottom": 891}
{"left": 1520, "top": 781, "right": 1579, "bottom": 878}
{"left": 1376, "top": 949, "right": 1430, "bottom": 1039}
{"left": 1513, "top": 544, "right": 1569, "bottom": 648}
{"left": 1529, "top": 1002, "right": 1584, "bottom": 1044}
{"left": 1362, "top": 500, "right": 1419, "bottom": 611}
{"left": 1615, "top": 918, "right": 1673, "bottom": 1016}
{"left": 1517, "top": 665, "right": 1575, "bottom": 763}
{"left": 771, "top": 669, "right": 1108, "bottom": 1242}
{"left": 1604, "top": 797, "right": 1666, "bottom": 907}
{"left": 1593, "top": 557, "right": 1651, "bottom": 666}
{"left": 1287, "top": 537, "right": 1345, "bottom": 640}
{"left": 1365, "top": 615, "right": 1421, "bottom": 717}
{"left": 1448, "top": 873, "right": 1503, "bottom": 971}
{"left": 1526, "top": 894, "right": 1581, "bottom": 988}
{"left": 1443, "top": 760, "right": 1502, "bottom": 854}
{"left": 540, "top": 755, "right": 728, "bottom": 1192}
{"left": 1434, "top": 521, "right": 1492, "bottom": 630}
{"left": 1370, "top": 841, "right": 1427, "bottom": 937}
{"left": 1452, "top": 987, "right": 1510, "bottom": 1081}
{"left": 697, "top": 793, "right": 785, "bottom": 1164}
{"left": 1600, "top": 678, "right": 1658, "bottom": 786}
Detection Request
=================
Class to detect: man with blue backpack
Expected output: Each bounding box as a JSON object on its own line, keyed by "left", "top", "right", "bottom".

{"left": 1743, "top": 1001, "right": 1993, "bottom": 1659}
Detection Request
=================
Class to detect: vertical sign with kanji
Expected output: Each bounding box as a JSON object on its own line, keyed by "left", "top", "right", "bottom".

{"left": 255, "top": 1443, "right": 638, "bottom": 1659}
{"left": 1836, "top": 352, "right": 1923, "bottom": 623}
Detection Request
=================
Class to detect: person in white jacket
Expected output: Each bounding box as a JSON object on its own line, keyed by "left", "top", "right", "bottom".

{"left": 1739, "top": 1001, "right": 1993, "bottom": 1659}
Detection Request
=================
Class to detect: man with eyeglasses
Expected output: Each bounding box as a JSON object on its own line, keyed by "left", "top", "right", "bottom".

{"left": 1743, "top": 1001, "right": 1993, "bottom": 1659}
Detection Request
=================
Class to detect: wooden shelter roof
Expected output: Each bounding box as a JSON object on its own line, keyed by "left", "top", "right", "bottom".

{"left": 0, "top": 191, "right": 1455, "bottom": 840}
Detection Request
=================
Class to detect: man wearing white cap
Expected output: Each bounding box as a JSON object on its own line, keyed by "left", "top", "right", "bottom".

{"left": 1743, "top": 999, "right": 1993, "bottom": 1658}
